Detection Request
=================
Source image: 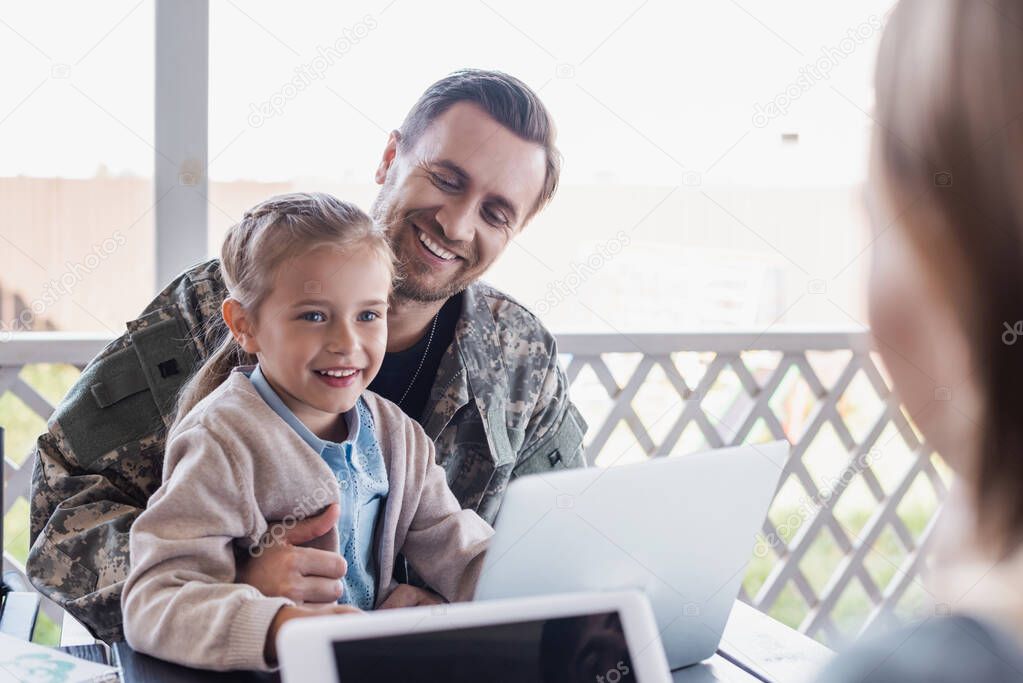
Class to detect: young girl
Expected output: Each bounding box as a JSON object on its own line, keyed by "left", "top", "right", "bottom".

{"left": 121, "top": 193, "right": 493, "bottom": 671}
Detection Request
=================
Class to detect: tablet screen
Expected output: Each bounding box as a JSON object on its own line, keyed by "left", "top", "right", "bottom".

{"left": 331, "top": 610, "right": 636, "bottom": 682}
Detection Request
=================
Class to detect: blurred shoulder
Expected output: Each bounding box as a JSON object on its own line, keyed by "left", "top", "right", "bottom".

{"left": 817, "top": 616, "right": 1023, "bottom": 683}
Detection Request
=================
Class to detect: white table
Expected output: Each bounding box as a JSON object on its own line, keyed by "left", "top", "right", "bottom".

{"left": 672, "top": 602, "right": 833, "bottom": 682}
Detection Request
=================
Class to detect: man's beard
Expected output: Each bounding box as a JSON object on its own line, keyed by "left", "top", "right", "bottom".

{"left": 372, "top": 184, "right": 479, "bottom": 304}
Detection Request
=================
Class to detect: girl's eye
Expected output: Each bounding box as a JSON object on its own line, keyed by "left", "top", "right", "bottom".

{"left": 300, "top": 311, "right": 327, "bottom": 323}
{"left": 357, "top": 311, "right": 380, "bottom": 322}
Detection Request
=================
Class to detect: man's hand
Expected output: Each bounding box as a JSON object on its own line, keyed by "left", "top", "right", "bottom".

{"left": 265, "top": 602, "right": 362, "bottom": 664}
{"left": 237, "top": 503, "right": 347, "bottom": 604}
{"left": 379, "top": 584, "right": 446, "bottom": 609}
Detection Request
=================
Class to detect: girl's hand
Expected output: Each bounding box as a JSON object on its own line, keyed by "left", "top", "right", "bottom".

{"left": 265, "top": 602, "right": 361, "bottom": 664}
{"left": 379, "top": 584, "right": 446, "bottom": 609}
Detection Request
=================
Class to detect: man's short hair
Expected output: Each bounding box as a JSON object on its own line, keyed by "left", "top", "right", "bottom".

{"left": 399, "top": 69, "right": 561, "bottom": 218}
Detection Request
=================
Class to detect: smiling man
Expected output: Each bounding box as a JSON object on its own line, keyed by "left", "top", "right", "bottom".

{"left": 27, "top": 69, "right": 587, "bottom": 642}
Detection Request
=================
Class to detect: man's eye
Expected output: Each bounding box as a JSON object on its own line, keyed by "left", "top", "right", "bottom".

{"left": 431, "top": 173, "right": 459, "bottom": 192}
{"left": 300, "top": 311, "right": 327, "bottom": 322}
{"left": 483, "top": 206, "right": 510, "bottom": 227}
{"left": 357, "top": 311, "right": 380, "bottom": 322}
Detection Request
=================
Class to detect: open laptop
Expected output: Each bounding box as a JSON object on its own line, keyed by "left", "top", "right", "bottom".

{"left": 279, "top": 590, "right": 673, "bottom": 682}
{"left": 474, "top": 441, "right": 788, "bottom": 670}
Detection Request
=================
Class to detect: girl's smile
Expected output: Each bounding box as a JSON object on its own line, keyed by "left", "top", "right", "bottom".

{"left": 313, "top": 366, "right": 363, "bottom": 388}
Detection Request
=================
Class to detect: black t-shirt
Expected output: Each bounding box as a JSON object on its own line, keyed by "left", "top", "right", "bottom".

{"left": 369, "top": 293, "right": 463, "bottom": 425}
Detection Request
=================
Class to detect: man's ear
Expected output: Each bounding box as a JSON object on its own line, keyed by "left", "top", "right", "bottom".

{"left": 222, "top": 298, "right": 260, "bottom": 354}
{"left": 374, "top": 130, "right": 402, "bottom": 185}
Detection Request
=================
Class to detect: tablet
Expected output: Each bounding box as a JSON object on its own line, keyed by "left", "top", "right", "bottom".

{"left": 278, "top": 590, "right": 672, "bottom": 683}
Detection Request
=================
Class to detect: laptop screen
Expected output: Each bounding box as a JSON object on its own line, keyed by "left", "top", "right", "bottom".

{"left": 331, "top": 610, "right": 636, "bottom": 682}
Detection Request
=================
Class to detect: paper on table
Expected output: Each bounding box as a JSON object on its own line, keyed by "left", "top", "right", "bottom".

{"left": 0, "top": 634, "right": 118, "bottom": 683}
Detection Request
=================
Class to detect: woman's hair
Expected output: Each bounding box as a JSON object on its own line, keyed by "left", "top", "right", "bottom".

{"left": 172, "top": 192, "right": 395, "bottom": 428}
{"left": 875, "top": 0, "right": 1023, "bottom": 551}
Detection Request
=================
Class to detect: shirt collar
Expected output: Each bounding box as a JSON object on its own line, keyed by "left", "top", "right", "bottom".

{"left": 244, "top": 364, "right": 360, "bottom": 454}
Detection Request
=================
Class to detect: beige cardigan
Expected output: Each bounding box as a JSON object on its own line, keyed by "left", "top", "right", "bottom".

{"left": 121, "top": 372, "right": 493, "bottom": 671}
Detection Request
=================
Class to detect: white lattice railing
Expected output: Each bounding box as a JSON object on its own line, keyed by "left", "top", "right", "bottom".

{"left": 557, "top": 331, "right": 946, "bottom": 646}
{"left": 2, "top": 330, "right": 947, "bottom": 646}
{"left": 2, "top": 333, "right": 112, "bottom": 629}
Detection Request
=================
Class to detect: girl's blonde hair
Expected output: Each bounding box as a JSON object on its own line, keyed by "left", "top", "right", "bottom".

{"left": 173, "top": 192, "right": 395, "bottom": 428}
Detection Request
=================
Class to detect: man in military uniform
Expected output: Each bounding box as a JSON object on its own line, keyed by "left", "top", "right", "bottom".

{"left": 27, "top": 69, "right": 587, "bottom": 642}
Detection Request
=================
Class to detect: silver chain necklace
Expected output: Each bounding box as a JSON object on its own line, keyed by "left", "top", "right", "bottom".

{"left": 396, "top": 312, "right": 440, "bottom": 408}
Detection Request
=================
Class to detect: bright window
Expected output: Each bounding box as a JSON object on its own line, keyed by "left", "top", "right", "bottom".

{"left": 1, "top": 0, "right": 155, "bottom": 334}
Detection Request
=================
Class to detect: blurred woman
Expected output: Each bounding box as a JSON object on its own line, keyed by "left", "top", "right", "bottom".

{"left": 818, "top": 0, "right": 1023, "bottom": 679}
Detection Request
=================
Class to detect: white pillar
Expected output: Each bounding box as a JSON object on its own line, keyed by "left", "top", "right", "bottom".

{"left": 154, "top": 0, "right": 209, "bottom": 289}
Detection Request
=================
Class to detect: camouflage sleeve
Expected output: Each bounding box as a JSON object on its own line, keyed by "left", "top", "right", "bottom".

{"left": 512, "top": 344, "right": 588, "bottom": 477}
{"left": 24, "top": 258, "right": 225, "bottom": 643}
{"left": 27, "top": 430, "right": 142, "bottom": 643}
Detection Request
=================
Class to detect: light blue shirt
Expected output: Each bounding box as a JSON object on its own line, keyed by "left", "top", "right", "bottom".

{"left": 247, "top": 365, "right": 388, "bottom": 610}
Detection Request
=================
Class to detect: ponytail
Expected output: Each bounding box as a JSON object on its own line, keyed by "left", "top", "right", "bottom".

{"left": 171, "top": 319, "right": 256, "bottom": 432}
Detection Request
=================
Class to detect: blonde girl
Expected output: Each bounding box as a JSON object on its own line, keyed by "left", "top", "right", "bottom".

{"left": 122, "top": 193, "right": 492, "bottom": 671}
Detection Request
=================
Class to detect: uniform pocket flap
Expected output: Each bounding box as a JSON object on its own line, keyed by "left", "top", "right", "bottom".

{"left": 127, "top": 305, "right": 201, "bottom": 421}
{"left": 90, "top": 369, "right": 150, "bottom": 408}
{"left": 53, "top": 344, "right": 163, "bottom": 471}
{"left": 514, "top": 402, "right": 588, "bottom": 475}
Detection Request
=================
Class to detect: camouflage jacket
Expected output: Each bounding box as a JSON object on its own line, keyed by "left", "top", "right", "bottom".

{"left": 27, "top": 259, "right": 587, "bottom": 642}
